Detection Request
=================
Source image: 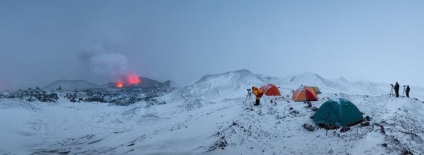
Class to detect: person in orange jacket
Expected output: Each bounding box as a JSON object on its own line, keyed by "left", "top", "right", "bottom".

{"left": 252, "top": 86, "right": 264, "bottom": 106}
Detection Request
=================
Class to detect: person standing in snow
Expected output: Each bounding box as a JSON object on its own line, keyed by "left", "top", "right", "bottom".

{"left": 406, "top": 85, "right": 410, "bottom": 98}
{"left": 252, "top": 86, "right": 263, "bottom": 106}
{"left": 394, "top": 82, "right": 400, "bottom": 97}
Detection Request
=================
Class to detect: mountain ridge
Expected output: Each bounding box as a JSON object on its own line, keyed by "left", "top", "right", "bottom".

{"left": 43, "top": 80, "right": 100, "bottom": 90}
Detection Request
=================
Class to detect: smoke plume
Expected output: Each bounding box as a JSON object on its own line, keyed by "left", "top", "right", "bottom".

{"left": 77, "top": 51, "right": 131, "bottom": 84}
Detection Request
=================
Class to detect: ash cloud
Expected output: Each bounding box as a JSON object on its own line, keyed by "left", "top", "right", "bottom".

{"left": 77, "top": 50, "right": 130, "bottom": 84}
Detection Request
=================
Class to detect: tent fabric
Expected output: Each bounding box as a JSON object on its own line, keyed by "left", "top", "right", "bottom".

{"left": 313, "top": 98, "right": 364, "bottom": 127}
{"left": 260, "top": 84, "right": 281, "bottom": 96}
{"left": 309, "top": 86, "right": 321, "bottom": 94}
{"left": 292, "top": 86, "right": 318, "bottom": 102}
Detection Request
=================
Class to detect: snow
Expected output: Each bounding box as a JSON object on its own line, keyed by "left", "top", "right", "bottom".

{"left": 1, "top": 70, "right": 424, "bottom": 154}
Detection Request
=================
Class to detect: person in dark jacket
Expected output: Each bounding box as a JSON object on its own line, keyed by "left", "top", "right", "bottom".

{"left": 394, "top": 82, "right": 400, "bottom": 97}
{"left": 406, "top": 85, "right": 410, "bottom": 98}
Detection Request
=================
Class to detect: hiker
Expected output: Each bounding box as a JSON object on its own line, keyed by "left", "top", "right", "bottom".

{"left": 406, "top": 85, "right": 410, "bottom": 98}
{"left": 394, "top": 82, "right": 400, "bottom": 97}
{"left": 252, "top": 86, "right": 263, "bottom": 106}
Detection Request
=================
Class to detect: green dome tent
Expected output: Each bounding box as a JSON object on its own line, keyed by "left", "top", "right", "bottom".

{"left": 313, "top": 98, "right": 363, "bottom": 127}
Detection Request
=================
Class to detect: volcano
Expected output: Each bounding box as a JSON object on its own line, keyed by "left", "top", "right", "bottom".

{"left": 114, "top": 72, "right": 141, "bottom": 88}
{"left": 109, "top": 76, "right": 172, "bottom": 89}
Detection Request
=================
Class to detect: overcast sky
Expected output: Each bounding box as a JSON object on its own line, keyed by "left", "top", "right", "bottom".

{"left": 1, "top": 0, "right": 424, "bottom": 91}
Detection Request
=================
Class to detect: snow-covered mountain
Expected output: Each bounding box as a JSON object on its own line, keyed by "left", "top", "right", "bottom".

{"left": 279, "top": 72, "right": 388, "bottom": 96}
{"left": 43, "top": 80, "right": 100, "bottom": 90}
{"left": 1, "top": 69, "right": 424, "bottom": 154}
{"left": 163, "top": 69, "right": 268, "bottom": 102}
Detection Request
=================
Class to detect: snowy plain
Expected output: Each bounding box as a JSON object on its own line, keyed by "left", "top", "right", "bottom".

{"left": 1, "top": 70, "right": 423, "bottom": 154}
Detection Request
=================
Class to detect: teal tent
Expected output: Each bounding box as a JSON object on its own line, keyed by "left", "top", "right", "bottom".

{"left": 313, "top": 98, "right": 363, "bottom": 127}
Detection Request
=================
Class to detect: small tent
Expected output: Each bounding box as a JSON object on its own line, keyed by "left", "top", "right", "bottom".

{"left": 292, "top": 86, "right": 318, "bottom": 102}
{"left": 260, "top": 84, "right": 281, "bottom": 96}
{"left": 309, "top": 86, "right": 321, "bottom": 94}
{"left": 313, "top": 98, "right": 363, "bottom": 127}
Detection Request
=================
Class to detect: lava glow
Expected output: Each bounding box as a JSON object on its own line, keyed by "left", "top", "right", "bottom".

{"left": 116, "top": 81, "right": 124, "bottom": 88}
{"left": 115, "top": 72, "right": 140, "bottom": 88}
{"left": 126, "top": 72, "right": 140, "bottom": 85}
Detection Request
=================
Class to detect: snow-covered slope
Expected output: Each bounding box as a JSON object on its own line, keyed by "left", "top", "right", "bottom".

{"left": 43, "top": 80, "right": 100, "bottom": 90}
{"left": 163, "top": 69, "right": 267, "bottom": 102}
{"left": 1, "top": 70, "right": 424, "bottom": 154}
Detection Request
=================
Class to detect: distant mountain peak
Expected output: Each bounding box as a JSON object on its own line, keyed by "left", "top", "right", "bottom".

{"left": 233, "top": 69, "right": 252, "bottom": 74}
{"left": 337, "top": 77, "right": 349, "bottom": 83}
{"left": 289, "top": 72, "right": 325, "bottom": 83}
{"left": 299, "top": 72, "right": 322, "bottom": 78}
{"left": 43, "top": 80, "right": 100, "bottom": 90}
{"left": 197, "top": 69, "right": 255, "bottom": 84}
{"left": 167, "top": 69, "right": 265, "bottom": 101}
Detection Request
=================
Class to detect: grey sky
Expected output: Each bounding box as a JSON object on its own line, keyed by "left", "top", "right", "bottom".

{"left": 1, "top": 0, "right": 424, "bottom": 91}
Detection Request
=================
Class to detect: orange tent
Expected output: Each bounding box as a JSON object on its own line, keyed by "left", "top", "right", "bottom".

{"left": 292, "top": 86, "right": 318, "bottom": 102}
{"left": 260, "top": 84, "right": 281, "bottom": 96}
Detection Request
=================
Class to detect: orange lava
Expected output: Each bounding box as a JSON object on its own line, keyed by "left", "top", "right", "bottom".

{"left": 126, "top": 72, "right": 140, "bottom": 85}
{"left": 116, "top": 81, "right": 124, "bottom": 88}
